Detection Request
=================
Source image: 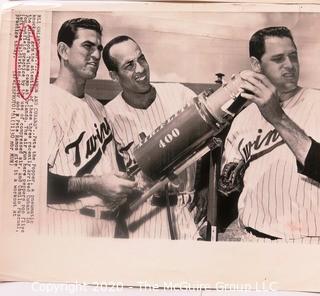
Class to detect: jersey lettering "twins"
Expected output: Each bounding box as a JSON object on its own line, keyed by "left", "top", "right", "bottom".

{"left": 238, "top": 128, "right": 284, "bottom": 164}
{"left": 65, "top": 117, "right": 112, "bottom": 176}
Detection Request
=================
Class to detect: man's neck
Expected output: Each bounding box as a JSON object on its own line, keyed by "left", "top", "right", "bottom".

{"left": 53, "top": 69, "right": 86, "bottom": 98}
{"left": 278, "top": 86, "right": 301, "bottom": 103}
{"left": 122, "top": 86, "right": 156, "bottom": 109}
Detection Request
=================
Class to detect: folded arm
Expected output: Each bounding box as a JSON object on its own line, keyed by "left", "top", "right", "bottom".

{"left": 240, "top": 71, "right": 319, "bottom": 182}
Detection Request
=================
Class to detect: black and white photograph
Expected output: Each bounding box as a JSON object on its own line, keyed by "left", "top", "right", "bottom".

{"left": 2, "top": 2, "right": 320, "bottom": 293}
{"left": 47, "top": 9, "right": 320, "bottom": 243}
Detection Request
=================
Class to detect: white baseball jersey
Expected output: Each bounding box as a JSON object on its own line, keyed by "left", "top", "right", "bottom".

{"left": 222, "top": 87, "right": 320, "bottom": 240}
{"left": 46, "top": 84, "right": 118, "bottom": 237}
{"left": 105, "top": 83, "right": 198, "bottom": 239}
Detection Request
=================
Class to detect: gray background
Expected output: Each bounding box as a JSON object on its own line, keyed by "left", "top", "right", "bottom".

{"left": 51, "top": 12, "right": 320, "bottom": 102}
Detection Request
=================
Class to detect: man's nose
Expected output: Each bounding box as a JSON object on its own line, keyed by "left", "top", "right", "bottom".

{"left": 91, "top": 47, "right": 101, "bottom": 60}
{"left": 135, "top": 61, "right": 144, "bottom": 73}
{"left": 283, "top": 56, "right": 294, "bottom": 69}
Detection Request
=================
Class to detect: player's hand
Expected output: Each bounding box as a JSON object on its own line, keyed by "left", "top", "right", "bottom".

{"left": 136, "top": 171, "right": 155, "bottom": 190}
{"left": 91, "top": 172, "right": 139, "bottom": 210}
{"left": 239, "top": 70, "right": 284, "bottom": 124}
{"left": 97, "top": 172, "right": 138, "bottom": 197}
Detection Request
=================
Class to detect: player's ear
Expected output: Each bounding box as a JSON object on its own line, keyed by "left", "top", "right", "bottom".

{"left": 57, "top": 42, "right": 69, "bottom": 61}
{"left": 249, "top": 56, "right": 262, "bottom": 73}
{"left": 109, "top": 71, "right": 119, "bottom": 82}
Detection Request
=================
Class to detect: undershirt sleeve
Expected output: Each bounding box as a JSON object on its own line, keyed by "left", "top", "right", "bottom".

{"left": 47, "top": 168, "right": 78, "bottom": 204}
{"left": 297, "top": 137, "right": 320, "bottom": 182}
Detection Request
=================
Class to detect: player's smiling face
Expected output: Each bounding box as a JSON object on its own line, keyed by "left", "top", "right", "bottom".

{"left": 66, "top": 28, "right": 102, "bottom": 80}
{"left": 259, "top": 36, "right": 299, "bottom": 93}
{"left": 110, "top": 39, "right": 151, "bottom": 94}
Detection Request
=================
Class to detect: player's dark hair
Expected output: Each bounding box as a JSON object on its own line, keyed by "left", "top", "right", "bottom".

{"left": 102, "top": 35, "right": 136, "bottom": 72}
{"left": 249, "top": 26, "right": 296, "bottom": 61}
{"left": 57, "top": 18, "right": 102, "bottom": 59}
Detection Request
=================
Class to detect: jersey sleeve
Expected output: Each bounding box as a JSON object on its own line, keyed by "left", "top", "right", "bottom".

{"left": 221, "top": 117, "right": 244, "bottom": 169}
{"left": 177, "top": 83, "right": 197, "bottom": 105}
{"left": 293, "top": 89, "right": 320, "bottom": 182}
{"left": 104, "top": 99, "right": 137, "bottom": 174}
{"left": 297, "top": 137, "right": 320, "bottom": 182}
{"left": 47, "top": 106, "right": 64, "bottom": 170}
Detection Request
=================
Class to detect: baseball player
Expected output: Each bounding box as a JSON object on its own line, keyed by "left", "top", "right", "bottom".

{"left": 102, "top": 35, "right": 199, "bottom": 239}
{"left": 220, "top": 26, "right": 320, "bottom": 243}
{"left": 46, "top": 18, "right": 137, "bottom": 237}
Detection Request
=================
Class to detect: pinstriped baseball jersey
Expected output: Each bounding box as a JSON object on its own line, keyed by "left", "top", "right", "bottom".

{"left": 222, "top": 87, "right": 320, "bottom": 240}
{"left": 46, "top": 84, "right": 118, "bottom": 237}
{"left": 48, "top": 84, "right": 116, "bottom": 178}
{"left": 105, "top": 83, "right": 198, "bottom": 239}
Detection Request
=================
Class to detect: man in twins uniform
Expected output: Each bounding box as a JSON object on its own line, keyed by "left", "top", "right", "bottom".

{"left": 102, "top": 36, "right": 199, "bottom": 239}
{"left": 46, "top": 18, "right": 137, "bottom": 237}
{"left": 220, "top": 26, "right": 320, "bottom": 243}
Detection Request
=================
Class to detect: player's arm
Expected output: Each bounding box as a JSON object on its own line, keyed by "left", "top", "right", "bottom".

{"left": 296, "top": 138, "right": 320, "bottom": 182}
{"left": 266, "top": 116, "right": 320, "bottom": 182}
{"left": 240, "top": 71, "right": 320, "bottom": 182}
{"left": 47, "top": 167, "right": 138, "bottom": 204}
{"left": 47, "top": 170, "right": 77, "bottom": 204}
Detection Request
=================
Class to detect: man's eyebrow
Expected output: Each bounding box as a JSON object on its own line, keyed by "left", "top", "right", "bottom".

{"left": 122, "top": 58, "right": 134, "bottom": 66}
{"left": 81, "top": 40, "right": 103, "bottom": 51}
{"left": 271, "top": 50, "right": 297, "bottom": 58}
{"left": 81, "top": 40, "right": 95, "bottom": 46}
{"left": 271, "top": 53, "right": 284, "bottom": 59}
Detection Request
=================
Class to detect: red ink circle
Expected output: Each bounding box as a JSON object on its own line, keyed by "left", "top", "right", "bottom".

{"left": 14, "top": 24, "right": 40, "bottom": 101}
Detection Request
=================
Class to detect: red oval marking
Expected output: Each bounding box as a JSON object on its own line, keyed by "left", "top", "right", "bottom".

{"left": 14, "top": 24, "right": 40, "bottom": 101}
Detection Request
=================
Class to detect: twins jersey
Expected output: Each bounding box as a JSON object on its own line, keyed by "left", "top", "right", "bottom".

{"left": 222, "top": 87, "right": 320, "bottom": 240}
{"left": 105, "top": 83, "right": 198, "bottom": 239}
{"left": 46, "top": 84, "right": 118, "bottom": 237}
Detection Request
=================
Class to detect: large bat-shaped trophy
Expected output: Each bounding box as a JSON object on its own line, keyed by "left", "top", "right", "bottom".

{"left": 126, "top": 71, "right": 251, "bottom": 238}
